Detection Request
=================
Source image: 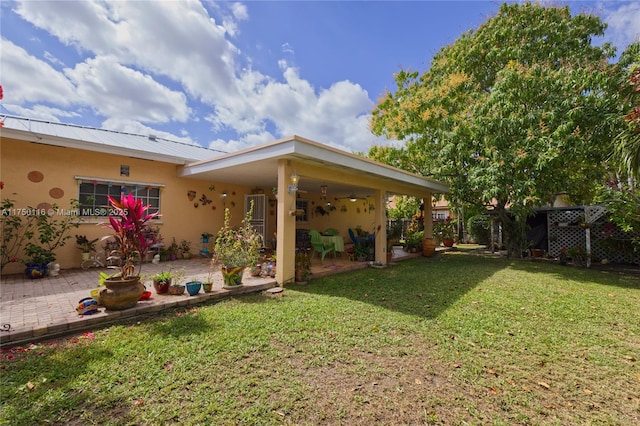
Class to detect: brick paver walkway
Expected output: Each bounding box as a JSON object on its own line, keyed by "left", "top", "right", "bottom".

{"left": 0, "top": 249, "right": 420, "bottom": 347}
{"left": 0, "top": 257, "right": 276, "bottom": 347}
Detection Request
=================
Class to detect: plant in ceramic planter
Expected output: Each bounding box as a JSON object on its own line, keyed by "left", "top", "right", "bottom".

{"left": 185, "top": 279, "right": 202, "bottom": 296}
{"left": 201, "top": 269, "right": 214, "bottom": 293}
{"left": 76, "top": 234, "right": 99, "bottom": 260}
{"left": 166, "top": 238, "right": 179, "bottom": 260}
{"left": 213, "top": 201, "right": 263, "bottom": 288}
{"left": 20, "top": 202, "right": 79, "bottom": 278}
{"left": 151, "top": 270, "right": 173, "bottom": 294}
{"left": 179, "top": 239, "right": 192, "bottom": 259}
{"left": 433, "top": 217, "right": 456, "bottom": 247}
{"left": 99, "top": 194, "right": 157, "bottom": 309}
{"left": 405, "top": 230, "right": 424, "bottom": 253}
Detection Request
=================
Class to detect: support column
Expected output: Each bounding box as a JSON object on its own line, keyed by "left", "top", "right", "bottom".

{"left": 423, "top": 192, "right": 433, "bottom": 237}
{"left": 275, "top": 160, "right": 296, "bottom": 285}
{"left": 373, "top": 189, "right": 387, "bottom": 263}
{"left": 421, "top": 192, "right": 436, "bottom": 257}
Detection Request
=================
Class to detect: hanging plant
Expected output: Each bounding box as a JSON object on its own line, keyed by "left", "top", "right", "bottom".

{"left": 314, "top": 205, "right": 327, "bottom": 216}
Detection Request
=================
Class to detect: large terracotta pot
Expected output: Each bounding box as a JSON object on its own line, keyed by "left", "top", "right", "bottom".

{"left": 99, "top": 277, "right": 144, "bottom": 310}
{"left": 222, "top": 266, "right": 246, "bottom": 288}
{"left": 442, "top": 238, "right": 455, "bottom": 248}
{"left": 422, "top": 237, "right": 436, "bottom": 257}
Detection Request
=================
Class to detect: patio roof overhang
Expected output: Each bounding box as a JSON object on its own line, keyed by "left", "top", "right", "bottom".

{"left": 178, "top": 135, "right": 449, "bottom": 198}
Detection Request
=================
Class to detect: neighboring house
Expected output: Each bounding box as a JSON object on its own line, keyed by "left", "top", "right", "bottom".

{"left": 1, "top": 115, "right": 449, "bottom": 284}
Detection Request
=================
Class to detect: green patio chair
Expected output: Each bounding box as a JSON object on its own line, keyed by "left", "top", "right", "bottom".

{"left": 309, "top": 230, "right": 336, "bottom": 262}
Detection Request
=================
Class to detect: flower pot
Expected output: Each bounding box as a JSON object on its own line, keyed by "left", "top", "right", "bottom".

{"left": 168, "top": 285, "right": 186, "bottom": 295}
{"left": 81, "top": 252, "right": 91, "bottom": 261}
{"left": 25, "top": 263, "right": 48, "bottom": 279}
{"left": 222, "top": 266, "right": 245, "bottom": 288}
{"left": 422, "top": 237, "right": 436, "bottom": 257}
{"left": 186, "top": 281, "right": 202, "bottom": 296}
{"left": 202, "top": 282, "right": 213, "bottom": 293}
{"left": 99, "top": 277, "right": 145, "bottom": 310}
{"left": 442, "top": 238, "right": 455, "bottom": 247}
{"left": 531, "top": 249, "right": 545, "bottom": 258}
{"left": 153, "top": 279, "right": 171, "bottom": 294}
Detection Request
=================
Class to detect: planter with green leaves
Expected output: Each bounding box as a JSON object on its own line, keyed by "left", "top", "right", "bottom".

{"left": 20, "top": 202, "right": 79, "bottom": 279}
{"left": 214, "top": 202, "right": 262, "bottom": 288}
{"left": 76, "top": 234, "right": 99, "bottom": 261}
{"left": 99, "top": 194, "right": 157, "bottom": 310}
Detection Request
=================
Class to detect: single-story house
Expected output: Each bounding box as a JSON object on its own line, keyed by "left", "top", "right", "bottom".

{"left": 0, "top": 115, "right": 449, "bottom": 285}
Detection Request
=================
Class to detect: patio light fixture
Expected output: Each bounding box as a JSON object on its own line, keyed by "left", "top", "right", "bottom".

{"left": 288, "top": 170, "right": 299, "bottom": 194}
{"left": 221, "top": 192, "right": 228, "bottom": 206}
{"left": 349, "top": 194, "right": 357, "bottom": 202}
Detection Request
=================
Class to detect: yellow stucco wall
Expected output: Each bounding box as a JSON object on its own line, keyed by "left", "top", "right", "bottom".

{"left": 0, "top": 137, "right": 258, "bottom": 274}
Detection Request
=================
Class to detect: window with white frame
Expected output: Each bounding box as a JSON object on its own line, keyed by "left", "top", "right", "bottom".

{"left": 76, "top": 177, "right": 162, "bottom": 217}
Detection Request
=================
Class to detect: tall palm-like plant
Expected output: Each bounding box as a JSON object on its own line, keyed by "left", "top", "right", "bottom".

{"left": 103, "top": 194, "right": 157, "bottom": 279}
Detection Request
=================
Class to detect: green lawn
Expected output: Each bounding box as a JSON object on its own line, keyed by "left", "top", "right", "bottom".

{"left": 1, "top": 253, "right": 639, "bottom": 425}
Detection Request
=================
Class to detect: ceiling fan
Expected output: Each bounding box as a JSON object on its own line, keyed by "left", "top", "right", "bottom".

{"left": 338, "top": 193, "right": 368, "bottom": 202}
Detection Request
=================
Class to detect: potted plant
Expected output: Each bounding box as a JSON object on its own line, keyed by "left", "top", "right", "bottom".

{"left": 434, "top": 218, "right": 456, "bottom": 247}
{"left": 166, "top": 238, "right": 179, "bottom": 260}
{"left": 202, "top": 269, "right": 214, "bottom": 293}
{"left": 152, "top": 270, "right": 174, "bottom": 294}
{"left": 76, "top": 234, "right": 98, "bottom": 260}
{"left": 164, "top": 268, "right": 185, "bottom": 295}
{"left": 213, "top": 202, "right": 263, "bottom": 288}
{"left": 185, "top": 279, "right": 202, "bottom": 296}
{"left": 179, "top": 239, "right": 192, "bottom": 259}
{"left": 23, "top": 245, "right": 56, "bottom": 279}
{"left": 21, "top": 203, "right": 79, "bottom": 279}
{"left": 406, "top": 230, "right": 424, "bottom": 253}
{"left": 294, "top": 251, "right": 312, "bottom": 284}
{"left": 99, "top": 194, "right": 157, "bottom": 310}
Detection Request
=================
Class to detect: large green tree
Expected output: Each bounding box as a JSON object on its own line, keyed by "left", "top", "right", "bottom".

{"left": 370, "top": 2, "right": 620, "bottom": 256}
{"left": 613, "top": 42, "right": 640, "bottom": 180}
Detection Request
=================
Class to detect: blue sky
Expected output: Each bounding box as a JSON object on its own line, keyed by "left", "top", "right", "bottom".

{"left": 1, "top": 1, "right": 639, "bottom": 154}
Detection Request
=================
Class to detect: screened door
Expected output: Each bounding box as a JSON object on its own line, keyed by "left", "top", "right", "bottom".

{"left": 245, "top": 194, "right": 266, "bottom": 248}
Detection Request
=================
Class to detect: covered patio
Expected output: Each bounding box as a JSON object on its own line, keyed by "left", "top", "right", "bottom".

{"left": 180, "top": 135, "right": 448, "bottom": 285}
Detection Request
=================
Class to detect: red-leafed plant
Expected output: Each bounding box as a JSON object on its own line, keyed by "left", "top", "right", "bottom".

{"left": 102, "top": 194, "right": 157, "bottom": 279}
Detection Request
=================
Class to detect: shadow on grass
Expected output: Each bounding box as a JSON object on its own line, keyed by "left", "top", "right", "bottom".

{"left": 294, "top": 253, "right": 509, "bottom": 320}
{"left": 507, "top": 257, "right": 640, "bottom": 290}
{"left": 147, "top": 306, "right": 214, "bottom": 339}
{"left": 0, "top": 340, "right": 138, "bottom": 425}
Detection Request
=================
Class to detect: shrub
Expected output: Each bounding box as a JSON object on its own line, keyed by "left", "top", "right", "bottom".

{"left": 468, "top": 214, "right": 491, "bottom": 244}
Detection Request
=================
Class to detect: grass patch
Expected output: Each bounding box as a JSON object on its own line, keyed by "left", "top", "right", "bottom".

{"left": 1, "top": 253, "right": 639, "bottom": 425}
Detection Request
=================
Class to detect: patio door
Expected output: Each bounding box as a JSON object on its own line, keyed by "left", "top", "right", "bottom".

{"left": 245, "top": 194, "right": 266, "bottom": 248}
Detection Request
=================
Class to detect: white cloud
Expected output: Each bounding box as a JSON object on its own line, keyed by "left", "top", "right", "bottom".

{"left": 65, "top": 56, "right": 191, "bottom": 123}
{"left": 281, "top": 43, "right": 295, "bottom": 55}
{"left": 9, "top": 0, "right": 382, "bottom": 154}
{"left": 2, "top": 104, "right": 80, "bottom": 122}
{"left": 603, "top": 2, "right": 640, "bottom": 50}
{"left": 0, "top": 39, "right": 77, "bottom": 105}
{"left": 101, "top": 117, "right": 200, "bottom": 146}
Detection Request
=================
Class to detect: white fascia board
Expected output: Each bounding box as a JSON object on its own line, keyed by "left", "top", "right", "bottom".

{"left": 2, "top": 127, "right": 200, "bottom": 164}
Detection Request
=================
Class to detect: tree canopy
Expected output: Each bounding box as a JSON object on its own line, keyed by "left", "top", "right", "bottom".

{"left": 370, "top": 2, "right": 623, "bottom": 256}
